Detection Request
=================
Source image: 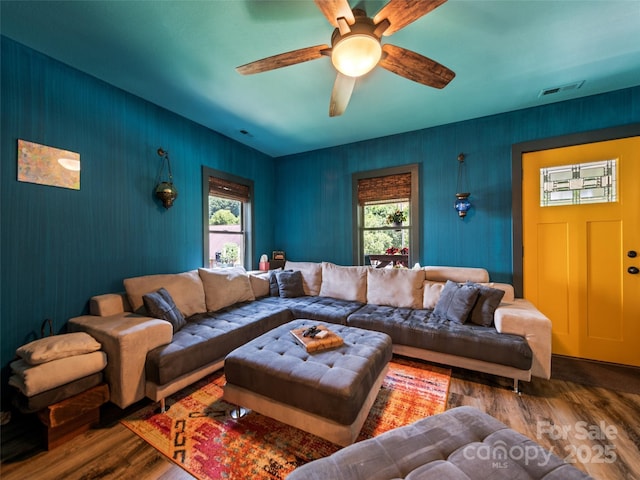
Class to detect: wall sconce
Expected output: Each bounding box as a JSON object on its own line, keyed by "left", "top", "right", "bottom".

{"left": 155, "top": 148, "right": 178, "bottom": 209}
{"left": 454, "top": 153, "right": 471, "bottom": 218}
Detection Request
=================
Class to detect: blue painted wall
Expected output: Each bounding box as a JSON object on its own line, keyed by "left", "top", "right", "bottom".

{"left": 2, "top": 35, "right": 639, "bottom": 404}
{"left": 275, "top": 87, "right": 640, "bottom": 281}
{"left": 0, "top": 37, "right": 276, "bottom": 390}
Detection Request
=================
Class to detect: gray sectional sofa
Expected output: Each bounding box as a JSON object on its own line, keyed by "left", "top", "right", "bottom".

{"left": 68, "top": 262, "right": 552, "bottom": 411}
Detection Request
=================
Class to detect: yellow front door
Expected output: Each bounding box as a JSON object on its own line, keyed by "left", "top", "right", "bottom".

{"left": 522, "top": 137, "right": 640, "bottom": 367}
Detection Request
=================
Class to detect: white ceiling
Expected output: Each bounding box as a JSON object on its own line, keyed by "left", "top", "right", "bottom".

{"left": 2, "top": 0, "right": 639, "bottom": 157}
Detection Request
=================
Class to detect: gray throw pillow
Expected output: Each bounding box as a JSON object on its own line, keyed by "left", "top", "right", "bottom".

{"left": 276, "top": 270, "right": 305, "bottom": 298}
{"left": 143, "top": 287, "right": 186, "bottom": 333}
{"left": 268, "top": 268, "right": 289, "bottom": 296}
{"left": 468, "top": 282, "right": 505, "bottom": 327}
{"left": 433, "top": 280, "right": 479, "bottom": 324}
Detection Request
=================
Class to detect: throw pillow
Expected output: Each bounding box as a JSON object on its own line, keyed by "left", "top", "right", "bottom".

{"left": 319, "top": 262, "right": 368, "bottom": 303}
{"left": 248, "top": 272, "right": 270, "bottom": 298}
{"left": 143, "top": 287, "right": 186, "bottom": 333}
{"left": 16, "top": 332, "right": 102, "bottom": 366}
{"left": 468, "top": 282, "right": 505, "bottom": 327}
{"left": 433, "top": 280, "right": 479, "bottom": 324}
{"left": 367, "top": 268, "right": 425, "bottom": 309}
{"left": 123, "top": 270, "right": 206, "bottom": 317}
{"left": 268, "top": 269, "right": 287, "bottom": 297}
{"left": 423, "top": 281, "right": 445, "bottom": 309}
{"left": 276, "top": 270, "right": 305, "bottom": 298}
{"left": 283, "top": 261, "right": 322, "bottom": 295}
{"left": 198, "top": 267, "right": 255, "bottom": 312}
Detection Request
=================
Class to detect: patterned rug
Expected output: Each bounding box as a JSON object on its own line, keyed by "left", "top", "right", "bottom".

{"left": 122, "top": 357, "right": 451, "bottom": 480}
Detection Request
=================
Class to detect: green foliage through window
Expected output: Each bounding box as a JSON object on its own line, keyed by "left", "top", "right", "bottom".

{"left": 363, "top": 202, "right": 410, "bottom": 255}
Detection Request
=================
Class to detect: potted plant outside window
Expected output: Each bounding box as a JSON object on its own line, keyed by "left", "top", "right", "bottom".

{"left": 386, "top": 209, "right": 407, "bottom": 227}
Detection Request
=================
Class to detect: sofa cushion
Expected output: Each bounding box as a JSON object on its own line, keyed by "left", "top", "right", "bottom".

{"left": 16, "top": 332, "right": 101, "bottom": 366}
{"left": 143, "top": 288, "right": 186, "bottom": 333}
{"left": 10, "top": 351, "right": 107, "bottom": 397}
{"left": 198, "top": 267, "right": 255, "bottom": 312}
{"left": 433, "top": 280, "right": 480, "bottom": 324}
{"left": 423, "top": 280, "right": 445, "bottom": 309}
{"left": 248, "top": 272, "right": 270, "bottom": 298}
{"left": 319, "top": 262, "right": 368, "bottom": 303}
{"left": 468, "top": 282, "right": 506, "bottom": 327}
{"left": 424, "top": 265, "right": 489, "bottom": 283}
{"left": 367, "top": 268, "right": 425, "bottom": 309}
{"left": 276, "top": 270, "right": 305, "bottom": 298}
{"left": 12, "top": 372, "right": 103, "bottom": 414}
{"left": 146, "top": 300, "right": 292, "bottom": 385}
{"left": 347, "top": 304, "right": 533, "bottom": 371}
{"left": 259, "top": 295, "right": 364, "bottom": 325}
{"left": 124, "top": 270, "right": 206, "bottom": 317}
{"left": 284, "top": 261, "right": 322, "bottom": 295}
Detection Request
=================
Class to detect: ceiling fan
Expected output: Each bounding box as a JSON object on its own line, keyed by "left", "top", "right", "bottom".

{"left": 236, "top": 0, "right": 455, "bottom": 117}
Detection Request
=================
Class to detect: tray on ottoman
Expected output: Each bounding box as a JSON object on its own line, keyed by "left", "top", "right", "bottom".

{"left": 223, "top": 319, "right": 393, "bottom": 446}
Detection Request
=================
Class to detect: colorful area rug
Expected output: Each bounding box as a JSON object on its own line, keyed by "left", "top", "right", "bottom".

{"left": 122, "top": 357, "right": 451, "bottom": 480}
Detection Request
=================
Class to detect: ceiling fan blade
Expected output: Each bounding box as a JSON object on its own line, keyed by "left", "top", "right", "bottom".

{"left": 329, "top": 73, "right": 356, "bottom": 117}
{"left": 374, "top": 0, "right": 447, "bottom": 36}
{"left": 314, "top": 0, "right": 355, "bottom": 28}
{"left": 237, "top": 44, "right": 330, "bottom": 75}
{"left": 379, "top": 44, "right": 454, "bottom": 88}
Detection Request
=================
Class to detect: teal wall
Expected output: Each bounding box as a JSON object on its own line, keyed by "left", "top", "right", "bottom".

{"left": 275, "top": 87, "right": 639, "bottom": 281}
{"left": 2, "top": 35, "right": 639, "bottom": 405}
{"left": 0, "top": 37, "right": 276, "bottom": 391}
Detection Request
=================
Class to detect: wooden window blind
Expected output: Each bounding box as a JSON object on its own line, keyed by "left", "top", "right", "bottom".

{"left": 357, "top": 172, "right": 411, "bottom": 205}
{"left": 208, "top": 177, "right": 250, "bottom": 202}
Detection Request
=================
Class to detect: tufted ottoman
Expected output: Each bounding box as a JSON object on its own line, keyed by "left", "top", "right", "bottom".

{"left": 223, "top": 319, "right": 393, "bottom": 446}
{"left": 286, "top": 406, "right": 593, "bottom": 479}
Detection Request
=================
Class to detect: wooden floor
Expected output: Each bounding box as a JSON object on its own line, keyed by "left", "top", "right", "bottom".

{"left": 2, "top": 355, "right": 639, "bottom": 480}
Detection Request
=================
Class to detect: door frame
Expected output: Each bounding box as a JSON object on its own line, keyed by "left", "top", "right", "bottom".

{"left": 511, "top": 123, "right": 640, "bottom": 297}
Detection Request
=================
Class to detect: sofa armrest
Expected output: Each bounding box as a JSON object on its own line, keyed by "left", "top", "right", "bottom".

{"left": 68, "top": 313, "right": 172, "bottom": 408}
{"left": 89, "top": 293, "right": 131, "bottom": 316}
{"left": 494, "top": 299, "right": 552, "bottom": 380}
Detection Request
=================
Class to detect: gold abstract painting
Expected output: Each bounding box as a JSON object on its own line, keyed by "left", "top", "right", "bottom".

{"left": 17, "top": 139, "right": 80, "bottom": 190}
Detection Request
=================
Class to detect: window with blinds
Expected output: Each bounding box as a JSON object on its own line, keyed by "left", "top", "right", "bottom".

{"left": 352, "top": 165, "right": 419, "bottom": 267}
{"left": 203, "top": 167, "right": 253, "bottom": 269}
{"left": 357, "top": 172, "right": 411, "bottom": 205}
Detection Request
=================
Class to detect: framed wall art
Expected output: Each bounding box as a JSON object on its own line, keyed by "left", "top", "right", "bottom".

{"left": 17, "top": 139, "right": 80, "bottom": 190}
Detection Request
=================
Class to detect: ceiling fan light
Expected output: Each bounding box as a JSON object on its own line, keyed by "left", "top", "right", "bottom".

{"left": 331, "top": 34, "right": 381, "bottom": 77}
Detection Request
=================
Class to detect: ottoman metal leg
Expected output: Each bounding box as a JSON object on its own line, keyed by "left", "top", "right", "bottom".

{"left": 230, "top": 405, "right": 248, "bottom": 419}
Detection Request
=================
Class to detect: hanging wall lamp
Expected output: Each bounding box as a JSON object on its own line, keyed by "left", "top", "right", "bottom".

{"left": 155, "top": 148, "right": 178, "bottom": 209}
{"left": 454, "top": 153, "right": 471, "bottom": 218}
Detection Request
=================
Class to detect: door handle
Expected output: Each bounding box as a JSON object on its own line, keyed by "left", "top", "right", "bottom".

{"left": 628, "top": 266, "right": 639, "bottom": 275}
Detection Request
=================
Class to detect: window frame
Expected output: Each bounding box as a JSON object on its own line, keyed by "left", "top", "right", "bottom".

{"left": 202, "top": 166, "right": 254, "bottom": 269}
{"left": 352, "top": 164, "right": 420, "bottom": 267}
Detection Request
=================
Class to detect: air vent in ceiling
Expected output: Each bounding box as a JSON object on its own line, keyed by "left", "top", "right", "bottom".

{"left": 539, "top": 81, "right": 584, "bottom": 98}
